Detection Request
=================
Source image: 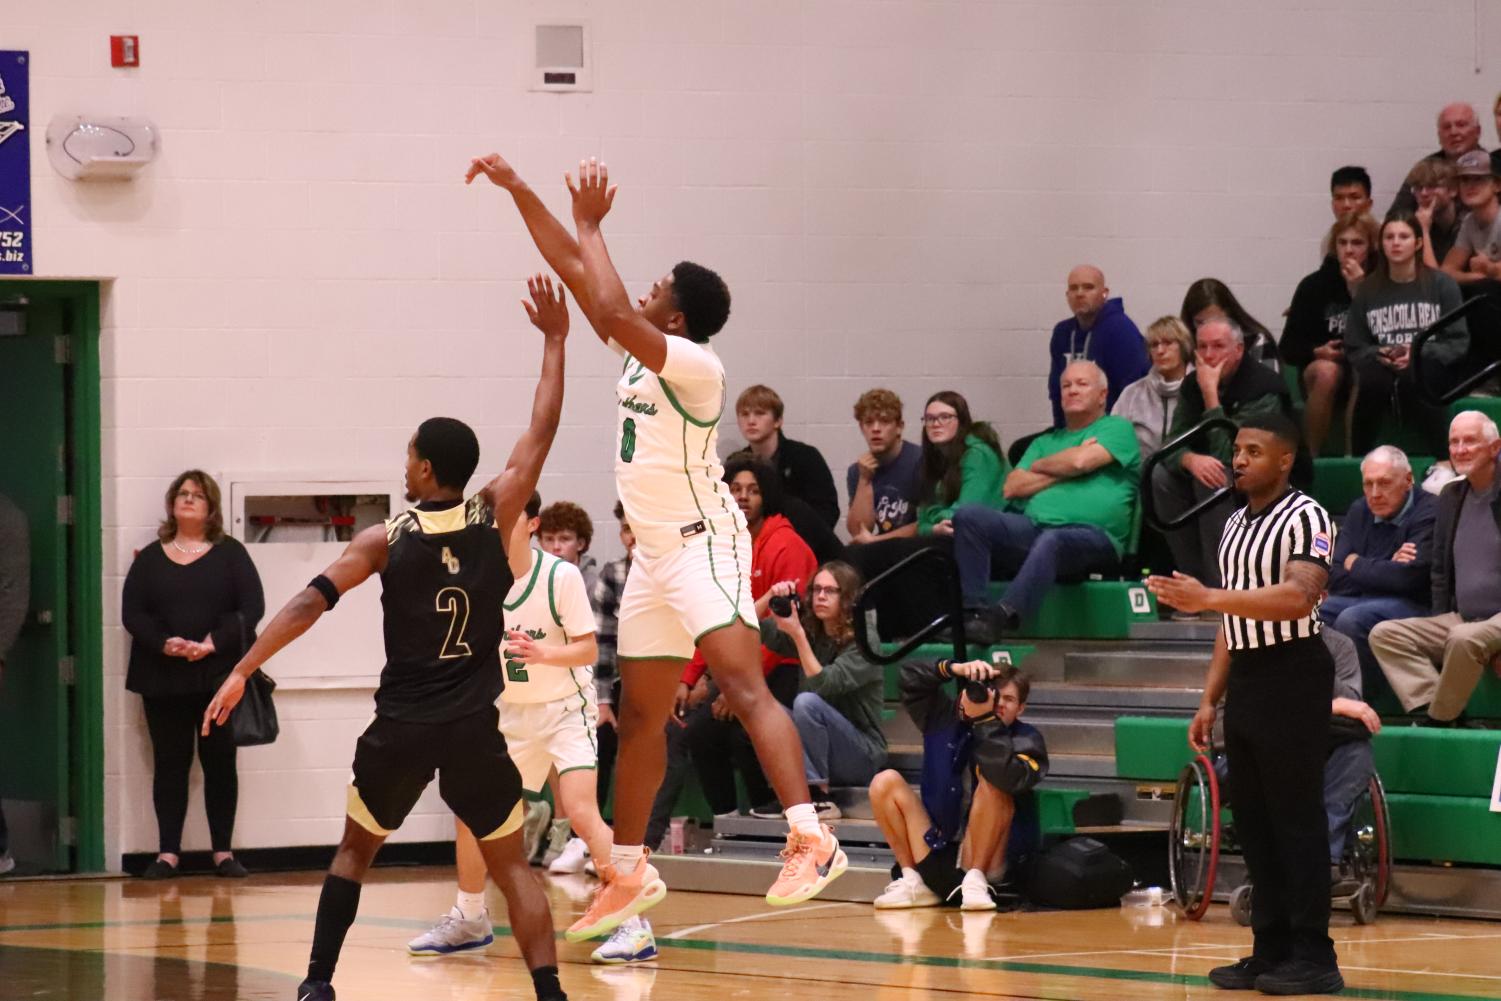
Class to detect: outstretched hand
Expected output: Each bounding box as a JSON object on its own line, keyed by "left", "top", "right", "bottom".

{"left": 566, "top": 157, "right": 616, "bottom": 227}
{"left": 201, "top": 672, "right": 246, "bottom": 736}
{"left": 1145, "top": 571, "right": 1213, "bottom": 614}
{"left": 521, "top": 273, "right": 569, "bottom": 339}
{"left": 466, "top": 153, "right": 521, "bottom": 189}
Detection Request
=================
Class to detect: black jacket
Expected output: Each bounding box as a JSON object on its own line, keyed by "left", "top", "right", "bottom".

{"left": 1282, "top": 255, "right": 1352, "bottom": 370}
{"left": 1164, "top": 358, "right": 1294, "bottom": 465}
{"left": 1431, "top": 472, "right": 1501, "bottom": 615}
{"left": 772, "top": 433, "right": 841, "bottom": 528}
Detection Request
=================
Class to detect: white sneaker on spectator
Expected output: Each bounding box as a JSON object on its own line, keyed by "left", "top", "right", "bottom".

{"left": 407, "top": 906, "right": 493, "bottom": 956}
{"left": 812, "top": 800, "right": 842, "bottom": 821}
{"left": 953, "top": 868, "right": 996, "bottom": 911}
{"left": 0, "top": 853, "right": 15, "bottom": 876}
{"left": 549, "top": 837, "right": 590, "bottom": 875}
{"left": 873, "top": 869, "right": 939, "bottom": 909}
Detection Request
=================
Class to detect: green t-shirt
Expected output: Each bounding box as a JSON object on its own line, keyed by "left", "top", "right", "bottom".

{"left": 1014, "top": 414, "right": 1141, "bottom": 556}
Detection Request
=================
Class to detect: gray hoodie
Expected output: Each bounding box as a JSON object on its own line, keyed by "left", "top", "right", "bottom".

{"left": 1112, "top": 369, "right": 1185, "bottom": 461}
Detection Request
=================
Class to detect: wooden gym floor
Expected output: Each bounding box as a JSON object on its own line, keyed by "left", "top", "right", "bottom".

{"left": 2, "top": 866, "right": 1499, "bottom": 1000}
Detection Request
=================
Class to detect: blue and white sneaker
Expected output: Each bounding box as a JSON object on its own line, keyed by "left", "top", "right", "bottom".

{"left": 406, "top": 906, "right": 493, "bottom": 956}
{"left": 589, "top": 915, "right": 658, "bottom": 964}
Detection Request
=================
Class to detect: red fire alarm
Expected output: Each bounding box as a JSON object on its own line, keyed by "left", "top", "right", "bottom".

{"left": 110, "top": 35, "right": 140, "bottom": 68}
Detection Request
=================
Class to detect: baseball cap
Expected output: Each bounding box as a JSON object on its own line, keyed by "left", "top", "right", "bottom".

{"left": 1455, "top": 149, "right": 1493, "bottom": 178}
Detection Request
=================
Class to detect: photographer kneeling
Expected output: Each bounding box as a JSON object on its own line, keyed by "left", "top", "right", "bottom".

{"left": 869, "top": 660, "right": 1047, "bottom": 911}
{"left": 756, "top": 562, "right": 887, "bottom": 821}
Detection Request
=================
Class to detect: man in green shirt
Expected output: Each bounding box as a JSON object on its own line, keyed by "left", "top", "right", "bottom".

{"left": 955, "top": 361, "right": 1140, "bottom": 642}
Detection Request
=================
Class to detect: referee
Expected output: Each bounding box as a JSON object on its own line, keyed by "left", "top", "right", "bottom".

{"left": 1148, "top": 413, "right": 1344, "bottom": 996}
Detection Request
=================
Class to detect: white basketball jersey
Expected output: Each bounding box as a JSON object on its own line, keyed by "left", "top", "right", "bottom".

{"left": 613, "top": 336, "right": 746, "bottom": 558}
{"left": 499, "top": 549, "right": 596, "bottom": 705}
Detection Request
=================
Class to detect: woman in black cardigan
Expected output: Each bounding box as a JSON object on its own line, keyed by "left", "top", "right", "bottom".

{"left": 123, "top": 470, "right": 264, "bottom": 879}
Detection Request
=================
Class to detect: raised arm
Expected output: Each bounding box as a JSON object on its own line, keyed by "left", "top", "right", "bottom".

{"left": 467, "top": 154, "right": 601, "bottom": 330}
{"left": 569, "top": 158, "right": 673, "bottom": 373}
{"left": 482, "top": 274, "right": 569, "bottom": 538}
{"left": 201, "top": 524, "right": 387, "bottom": 734}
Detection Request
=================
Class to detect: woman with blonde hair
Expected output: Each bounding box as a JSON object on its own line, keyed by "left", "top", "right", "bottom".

{"left": 1112, "top": 316, "right": 1192, "bottom": 461}
{"left": 1281, "top": 211, "right": 1380, "bottom": 454}
{"left": 122, "top": 470, "right": 264, "bottom": 879}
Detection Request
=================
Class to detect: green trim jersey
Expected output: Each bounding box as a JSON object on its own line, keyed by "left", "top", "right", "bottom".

{"left": 499, "top": 548, "right": 598, "bottom": 705}
{"left": 375, "top": 496, "right": 512, "bottom": 724}
{"left": 613, "top": 336, "right": 747, "bottom": 559}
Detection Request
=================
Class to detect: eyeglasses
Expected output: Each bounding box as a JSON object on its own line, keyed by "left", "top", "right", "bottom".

{"left": 921, "top": 413, "right": 958, "bottom": 426}
{"left": 175, "top": 490, "right": 207, "bottom": 502}
{"left": 1410, "top": 183, "right": 1451, "bottom": 193}
{"left": 809, "top": 585, "right": 841, "bottom": 597}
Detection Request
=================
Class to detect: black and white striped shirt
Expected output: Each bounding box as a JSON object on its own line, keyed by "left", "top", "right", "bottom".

{"left": 1217, "top": 489, "right": 1335, "bottom": 651}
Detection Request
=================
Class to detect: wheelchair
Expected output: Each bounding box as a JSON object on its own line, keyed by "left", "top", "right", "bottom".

{"left": 1168, "top": 750, "right": 1391, "bottom": 925}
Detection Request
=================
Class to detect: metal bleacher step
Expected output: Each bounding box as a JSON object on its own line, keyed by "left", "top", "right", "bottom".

{"left": 1128, "top": 619, "right": 1219, "bottom": 643}
{"left": 1028, "top": 716, "right": 1116, "bottom": 755}
{"left": 1025, "top": 682, "right": 1203, "bottom": 714}
{"left": 1045, "top": 752, "right": 1118, "bottom": 779}
{"left": 1063, "top": 647, "right": 1210, "bottom": 688}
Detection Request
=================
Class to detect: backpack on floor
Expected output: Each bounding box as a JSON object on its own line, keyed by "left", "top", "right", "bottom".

{"left": 1026, "top": 837, "right": 1134, "bottom": 909}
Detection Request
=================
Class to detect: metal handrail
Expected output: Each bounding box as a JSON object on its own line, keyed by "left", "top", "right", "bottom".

{"left": 1140, "top": 416, "right": 1240, "bottom": 533}
{"left": 853, "top": 545, "right": 968, "bottom": 666}
{"left": 1411, "top": 291, "right": 1501, "bottom": 404}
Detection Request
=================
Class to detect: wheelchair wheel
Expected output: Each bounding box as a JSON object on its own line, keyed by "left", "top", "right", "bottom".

{"left": 1351, "top": 881, "right": 1377, "bottom": 925}
{"left": 1347, "top": 773, "right": 1393, "bottom": 913}
{"left": 1229, "top": 883, "right": 1252, "bottom": 927}
{"left": 1168, "top": 754, "right": 1220, "bottom": 921}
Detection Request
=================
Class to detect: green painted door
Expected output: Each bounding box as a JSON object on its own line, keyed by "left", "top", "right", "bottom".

{"left": 0, "top": 297, "right": 71, "bottom": 870}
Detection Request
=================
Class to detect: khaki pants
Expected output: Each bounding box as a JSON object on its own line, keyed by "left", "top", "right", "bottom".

{"left": 1369, "top": 611, "right": 1501, "bottom": 720}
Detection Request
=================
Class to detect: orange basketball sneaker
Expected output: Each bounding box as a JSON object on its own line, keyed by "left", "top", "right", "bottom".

{"left": 565, "top": 856, "right": 668, "bottom": 942}
{"left": 765, "top": 824, "right": 847, "bottom": 906}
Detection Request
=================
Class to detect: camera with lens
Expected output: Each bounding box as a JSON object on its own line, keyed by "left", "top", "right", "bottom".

{"left": 768, "top": 592, "right": 801, "bottom": 618}
{"left": 960, "top": 677, "right": 997, "bottom": 704}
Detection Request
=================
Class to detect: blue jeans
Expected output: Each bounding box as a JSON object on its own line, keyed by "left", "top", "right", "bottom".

{"left": 792, "top": 692, "right": 884, "bottom": 789}
{"left": 1318, "top": 594, "right": 1426, "bottom": 705}
{"left": 952, "top": 506, "right": 1118, "bottom": 617}
{"left": 1323, "top": 739, "right": 1375, "bottom": 863}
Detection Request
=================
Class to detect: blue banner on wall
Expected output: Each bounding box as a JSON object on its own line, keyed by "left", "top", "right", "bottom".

{"left": 0, "top": 51, "right": 30, "bottom": 275}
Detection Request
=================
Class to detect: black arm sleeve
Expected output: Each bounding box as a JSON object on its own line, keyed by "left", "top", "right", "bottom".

{"left": 972, "top": 721, "right": 1050, "bottom": 795}
{"left": 121, "top": 549, "right": 171, "bottom": 652}
{"left": 899, "top": 659, "right": 955, "bottom": 734}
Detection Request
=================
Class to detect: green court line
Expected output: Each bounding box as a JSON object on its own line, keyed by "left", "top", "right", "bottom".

{"left": 1, "top": 912, "right": 1493, "bottom": 1001}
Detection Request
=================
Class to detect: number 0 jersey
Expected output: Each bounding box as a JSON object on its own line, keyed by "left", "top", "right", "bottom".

{"left": 613, "top": 336, "right": 747, "bottom": 558}
{"left": 499, "top": 548, "right": 597, "bottom": 705}
{"left": 375, "top": 495, "right": 514, "bottom": 723}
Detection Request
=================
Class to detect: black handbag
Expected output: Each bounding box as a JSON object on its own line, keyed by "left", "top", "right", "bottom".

{"left": 228, "top": 612, "right": 279, "bottom": 747}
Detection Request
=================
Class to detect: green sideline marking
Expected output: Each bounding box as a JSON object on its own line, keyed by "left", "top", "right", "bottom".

{"left": 1, "top": 913, "right": 1493, "bottom": 1001}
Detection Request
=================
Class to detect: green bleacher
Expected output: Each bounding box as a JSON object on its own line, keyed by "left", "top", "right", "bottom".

{"left": 985, "top": 580, "right": 1158, "bottom": 639}
{"left": 1114, "top": 716, "right": 1501, "bottom": 865}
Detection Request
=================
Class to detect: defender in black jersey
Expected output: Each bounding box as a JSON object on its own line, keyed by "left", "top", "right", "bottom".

{"left": 1147, "top": 413, "right": 1344, "bottom": 997}
{"left": 202, "top": 275, "right": 572, "bottom": 1001}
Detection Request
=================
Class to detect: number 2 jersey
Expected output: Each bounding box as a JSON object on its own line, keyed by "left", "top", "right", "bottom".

{"left": 376, "top": 495, "right": 514, "bottom": 723}
{"left": 613, "top": 335, "right": 747, "bottom": 559}
{"left": 499, "top": 548, "right": 597, "bottom": 705}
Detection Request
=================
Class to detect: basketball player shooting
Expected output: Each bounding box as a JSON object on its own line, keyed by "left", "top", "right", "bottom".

{"left": 466, "top": 152, "right": 847, "bottom": 940}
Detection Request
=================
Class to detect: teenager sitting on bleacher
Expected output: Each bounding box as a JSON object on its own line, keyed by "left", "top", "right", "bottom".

{"left": 1371, "top": 411, "right": 1501, "bottom": 727}
{"left": 753, "top": 563, "right": 886, "bottom": 822}
{"left": 869, "top": 661, "right": 1046, "bottom": 912}
{"left": 1321, "top": 445, "right": 1437, "bottom": 701}
{"left": 844, "top": 391, "right": 1008, "bottom": 640}
{"left": 955, "top": 361, "right": 1140, "bottom": 643}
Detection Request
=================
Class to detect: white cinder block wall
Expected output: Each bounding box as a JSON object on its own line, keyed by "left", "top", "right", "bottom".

{"left": 9, "top": 0, "right": 1500, "bottom": 866}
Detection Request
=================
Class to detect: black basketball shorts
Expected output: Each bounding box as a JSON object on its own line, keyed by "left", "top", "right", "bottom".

{"left": 347, "top": 704, "right": 524, "bottom": 841}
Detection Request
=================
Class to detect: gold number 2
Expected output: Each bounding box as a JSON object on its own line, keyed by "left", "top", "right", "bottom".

{"left": 435, "top": 587, "right": 472, "bottom": 660}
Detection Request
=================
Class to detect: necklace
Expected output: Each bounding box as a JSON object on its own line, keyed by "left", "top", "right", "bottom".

{"left": 171, "top": 538, "right": 209, "bottom": 555}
